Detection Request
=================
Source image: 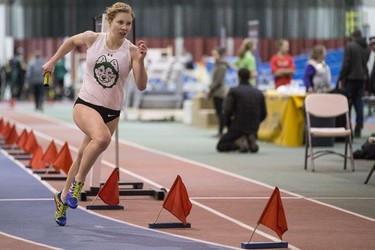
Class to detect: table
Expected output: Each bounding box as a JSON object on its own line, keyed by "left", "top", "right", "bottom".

{"left": 258, "top": 90, "right": 306, "bottom": 147}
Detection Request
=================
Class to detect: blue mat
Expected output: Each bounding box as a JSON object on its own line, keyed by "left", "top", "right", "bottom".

{"left": 0, "top": 151, "right": 231, "bottom": 250}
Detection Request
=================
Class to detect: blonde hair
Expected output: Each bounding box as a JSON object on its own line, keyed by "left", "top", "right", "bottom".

{"left": 310, "top": 45, "right": 326, "bottom": 61}
{"left": 238, "top": 38, "right": 254, "bottom": 59}
{"left": 105, "top": 2, "right": 134, "bottom": 22}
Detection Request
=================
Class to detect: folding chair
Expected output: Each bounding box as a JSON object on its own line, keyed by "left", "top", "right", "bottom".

{"left": 304, "top": 93, "right": 355, "bottom": 172}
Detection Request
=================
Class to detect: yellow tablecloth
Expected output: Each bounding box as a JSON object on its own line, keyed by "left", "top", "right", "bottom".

{"left": 258, "top": 90, "right": 306, "bottom": 147}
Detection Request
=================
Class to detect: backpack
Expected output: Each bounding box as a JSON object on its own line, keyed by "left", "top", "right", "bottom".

{"left": 354, "top": 137, "right": 375, "bottom": 160}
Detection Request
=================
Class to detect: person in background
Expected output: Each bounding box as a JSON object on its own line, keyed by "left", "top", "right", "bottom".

{"left": 208, "top": 47, "right": 228, "bottom": 137}
{"left": 0, "top": 60, "right": 12, "bottom": 100}
{"left": 368, "top": 36, "right": 375, "bottom": 95}
{"left": 217, "top": 68, "right": 267, "bottom": 153}
{"left": 26, "top": 50, "right": 45, "bottom": 111}
{"left": 234, "top": 38, "right": 257, "bottom": 86}
{"left": 43, "top": 2, "right": 148, "bottom": 226}
{"left": 303, "top": 45, "right": 332, "bottom": 93}
{"left": 54, "top": 58, "right": 68, "bottom": 100}
{"left": 270, "top": 39, "right": 295, "bottom": 89}
{"left": 337, "top": 29, "right": 370, "bottom": 138}
{"left": 9, "top": 48, "right": 26, "bottom": 103}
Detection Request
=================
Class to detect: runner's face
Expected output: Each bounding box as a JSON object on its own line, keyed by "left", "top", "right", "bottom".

{"left": 109, "top": 12, "right": 132, "bottom": 39}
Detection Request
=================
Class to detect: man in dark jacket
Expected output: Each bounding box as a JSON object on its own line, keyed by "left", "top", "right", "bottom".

{"left": 217, "top": 68, "right": 267, "bottom": 153}
{"left": 369, "top": 36, "right": 375, "bottom": 95}
{"left": 338, "top": 29, "right": 370, "bottom": 137}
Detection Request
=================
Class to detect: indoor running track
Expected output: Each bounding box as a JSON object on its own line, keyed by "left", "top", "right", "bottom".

{"left": 1, "top": 109, "right": 375, "bottom": 250}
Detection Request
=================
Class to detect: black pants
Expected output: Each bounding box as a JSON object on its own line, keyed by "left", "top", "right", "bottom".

{"left": 216, "top": 129, "right": 256, "bottom": 152}
{"left": 32, "top": 84, "right": 44, "bottom": 110}
{"left": 213, "top": 97, "right": 224, "bottom": 135}
{"left": 344, "top": 80, "right": 365, "bottom": 131}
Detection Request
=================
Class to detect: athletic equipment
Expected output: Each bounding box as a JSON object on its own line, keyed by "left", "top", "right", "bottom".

{"left": 44, "top": 72, "right": 51, "bottom": 87}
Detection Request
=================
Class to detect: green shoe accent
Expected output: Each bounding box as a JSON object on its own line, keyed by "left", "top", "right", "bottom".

{"left": 54, "top": 191, "right": 68, "bottom": 226}
{"left": 66, "top": 179, "right": 84, "bottom": 209}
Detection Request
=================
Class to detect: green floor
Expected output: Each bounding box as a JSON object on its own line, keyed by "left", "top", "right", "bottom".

{"left": 5, "top": 100, "right": 375, "bottom": 219}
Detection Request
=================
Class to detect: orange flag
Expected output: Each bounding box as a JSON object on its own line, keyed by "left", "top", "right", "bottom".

{"left": 29, "top": 145, "right": 45, "bottom": 169}
{"left": 98, "top": 168, "right": 120, "bottom": 206}
{"left": 17, "top": 129, "right": 28, "bottom": 151}
{"left": 258, "top": 187, "right": 288, "bottom": 240}
{"left": 2, "top": 122, "right": 11, "bottom": 138}
{"left": 41, "top": 140, "right": 58, "bottom": 165}
{"left": 52, "top": 142, "right": 72, "bottom": 174}
{"left": 0, "top": 118, "right": 4, "bottom": 134}
{"left": 5, "top": 124, "right": 18, "bottom": 145}
{"left": 162, "top": 175, "right": 192, "bottom": 225}
{"left": 24, "top": 130, "right": 38, "bottom": 154}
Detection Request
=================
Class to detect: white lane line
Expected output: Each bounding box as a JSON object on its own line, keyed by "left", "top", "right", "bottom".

{"left": 1, "top": 196, "right": 372, "bottom": 202}
{"left": 99, "top": 159, "right": 302, "bottom": 249}
{"left": 0, "top": 231, "right": 62, "bottom": 250}
{"left": 0, "top": 198, "right": 53, "bottom": 202}
{"left": 1, "top": 145, "right": 239, "bottom": 250}
{"left": 192, "top": 200, "right": 301, "bottom": 250}
{"left": 191, "top": 196, "right": 375, "bottom": 200}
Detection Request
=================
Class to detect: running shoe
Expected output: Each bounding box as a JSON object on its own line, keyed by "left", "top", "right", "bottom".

{"left": 54, "top": 191, "right": 68, "bottom": 226}
{"left": 66, "top": 178, "right": 84, "bottom": 209}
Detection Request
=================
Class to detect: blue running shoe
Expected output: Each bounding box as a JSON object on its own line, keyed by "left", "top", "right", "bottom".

{"left": 66, "top": 179, "right": 84, "bottom": 209}
{"left": 54, "top": 191, "right": 68, "bottom": 226}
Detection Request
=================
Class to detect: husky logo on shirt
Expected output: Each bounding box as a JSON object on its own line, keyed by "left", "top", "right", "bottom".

{"left": 93, "top": 55, "right": 119, "bottom": 89}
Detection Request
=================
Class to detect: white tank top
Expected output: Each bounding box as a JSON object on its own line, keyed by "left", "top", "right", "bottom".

{"left": 78, "top": 33, "right": 131, "bottom": 110}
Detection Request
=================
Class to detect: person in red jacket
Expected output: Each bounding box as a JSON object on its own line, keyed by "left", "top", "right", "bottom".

{"left": 270, "top": 39, "right": 295, "bottom": 89}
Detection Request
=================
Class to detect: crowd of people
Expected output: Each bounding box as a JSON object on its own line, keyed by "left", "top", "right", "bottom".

{"left": 0, "top": 49, "right": 68, "bottom": 111}
{"left": 207, "top": 29, "right": 375, "bottom": 153}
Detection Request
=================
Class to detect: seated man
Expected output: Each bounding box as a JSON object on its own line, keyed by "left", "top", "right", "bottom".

{"left": 217, "top": 68, "right": 267, "bottom": 153}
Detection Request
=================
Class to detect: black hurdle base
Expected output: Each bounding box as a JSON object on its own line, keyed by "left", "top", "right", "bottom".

{"left": 1, "top": 145, "right": 21, "bottom": 150}
{"left": 84, "top": 181, "right": 144, "bottom": 196}
{"left": 148, "top": 222, "right": 191, "bottom": 229}
{"left": 13, "top": 155, "right": 32, "bottom": 161}
{"left": 86, "top": 204, "right": 124, "bottom": 210}
{"left": 241, "top": 242, "right": 288, "bottom": 249}
{"left": 32, "top": 169, "right": 60, "bottom": 174}
{"left": 40, "top": 175, "right": 67, "bottom": 181}
{"left": 28, "top": 165, "right": 61, "bottom": 174}
{"left": 7, "top": 150, "right": 28, "bottom": 155}
{"left": 113, "top": 180, "right": 143, "bottom": 189}
{"left": 84, "top": 183, "right": 166, "bottom": 201}
{"left": 118, "top": 187, "right": 165, "bottom": 200}
{"left": 25, "top": 165, "right": 58, "bottom": 173}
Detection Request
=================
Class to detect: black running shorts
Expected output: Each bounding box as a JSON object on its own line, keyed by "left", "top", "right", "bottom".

{"left": 74, "top": 97, "right": 120, "bottom": 123}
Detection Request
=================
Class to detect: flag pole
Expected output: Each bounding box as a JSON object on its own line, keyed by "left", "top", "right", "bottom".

{"left": 90, "top": 192, "right": 101, "bottom": 206}
{"left": 115, "top": 126, "right": 119, "bottom": 179}
{"left": 248, "top": 223, "right": 260, "bottom": 243}
{"left": 154, "top": 206, "right": 164, "bottom": 223}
